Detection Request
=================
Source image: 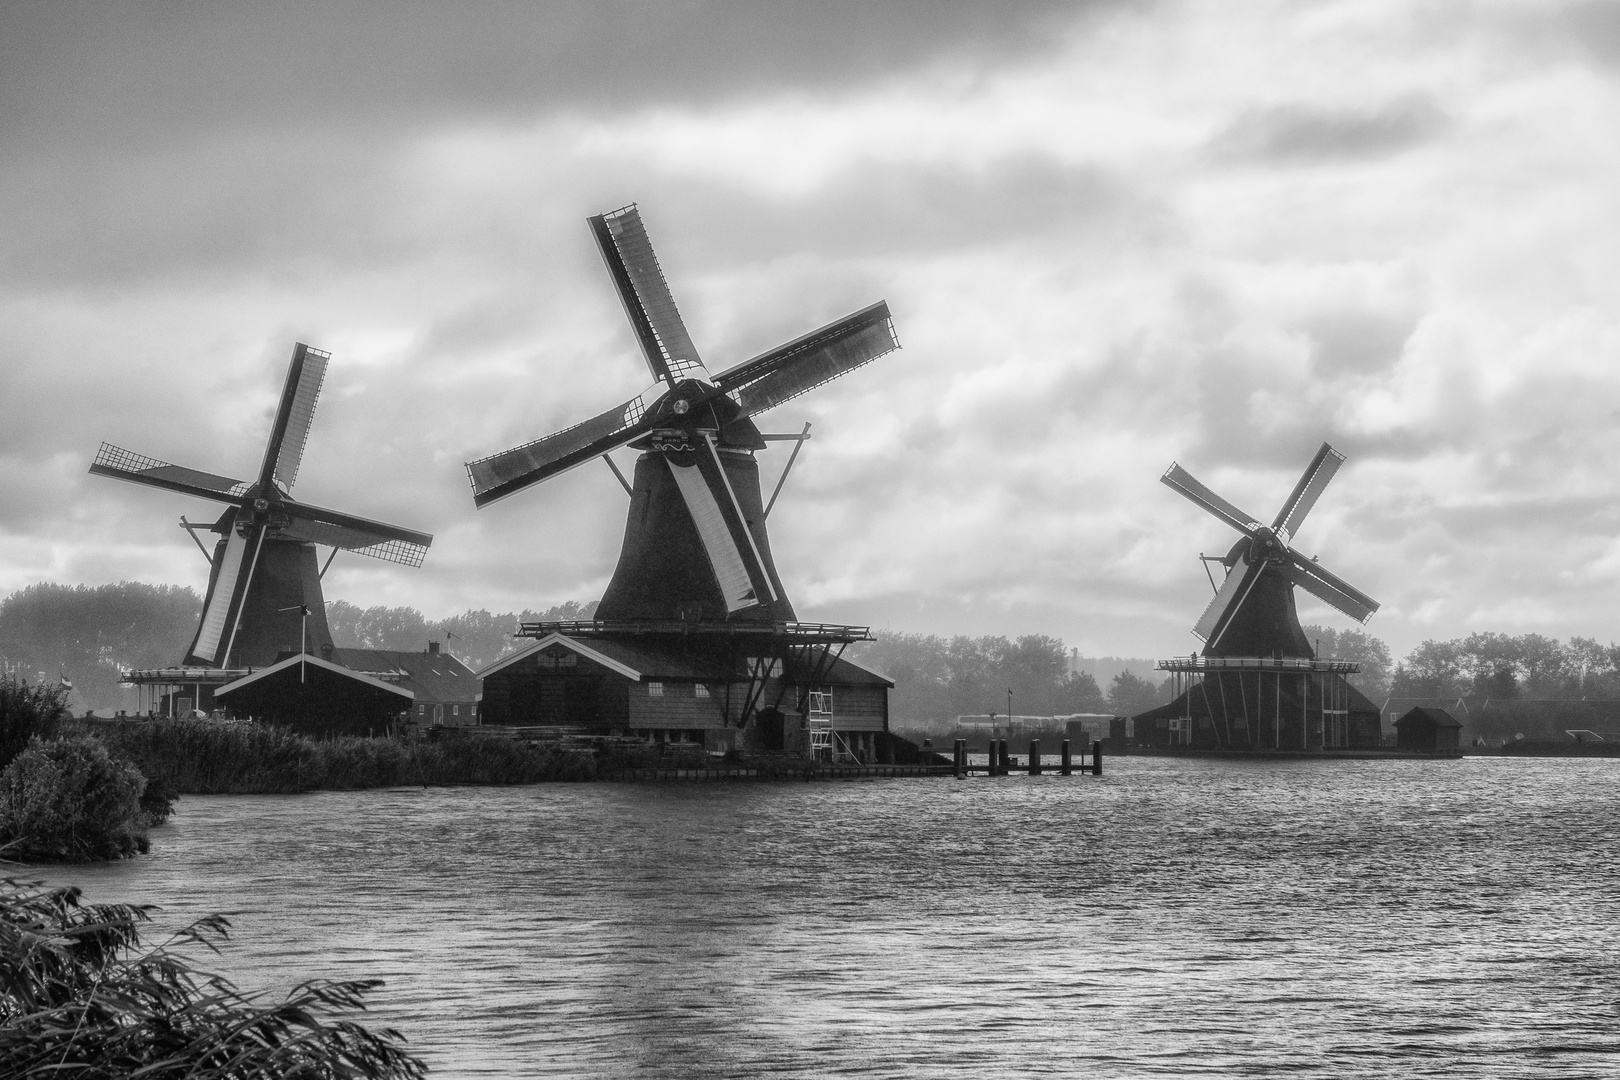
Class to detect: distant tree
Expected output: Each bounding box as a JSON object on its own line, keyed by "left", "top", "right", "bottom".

{"left": 1107, "top": 670, "right": 1168, "bottom": 716}
{"left": 329, "top": 599, "right": 600, "bottom": 669}
{"left": 1058, "top": 670, "right": 1108, "bottom": 714}
{"left": 0, "top": 583, "right": 201, "bottom": 713}
{"left": 1390, "top": 639, "right": 1467, "bottom": 698}
{"left": 1302, "top": 624, "right": 1393, "bottom": 698}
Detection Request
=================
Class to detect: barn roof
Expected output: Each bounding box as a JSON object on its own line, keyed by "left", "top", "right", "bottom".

{"left": 1395, "top": 706, "right": 1463, "bottom": 728}
{"left": 477, "top": 633, "right": 896, "bottom": 686}
{"left": 215, "top": 653, "right": 414, "bottom": 701}
{"left": 330, "top": 647, "right": 479, "bottom": 704}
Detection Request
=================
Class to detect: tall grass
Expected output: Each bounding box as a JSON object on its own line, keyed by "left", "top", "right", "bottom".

{"left": 0, "top": 677, "right": 68, "bottom": 771}
{"left": 0, "top": 878, "right": 425, "bottom": 1078}
{"left": 92, "top": 718, "right": 593, "bottom": 794}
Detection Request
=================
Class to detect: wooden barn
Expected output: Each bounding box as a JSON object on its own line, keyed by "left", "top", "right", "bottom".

{"left": 477, "top": 630, "right": 892, "bottom": 759}
{"left": 212, "top": 653, "right": 413, "bottom": 736}
{"left": 1394, "top": 707, "right": 1463, "bottom": 753}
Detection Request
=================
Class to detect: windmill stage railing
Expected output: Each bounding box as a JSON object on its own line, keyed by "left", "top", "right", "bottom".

{"left": 516, "top": 619, "right": 874, "bottom": 644}
{"left": 1157, "top": 656, "right": 1361, "bottom": 674}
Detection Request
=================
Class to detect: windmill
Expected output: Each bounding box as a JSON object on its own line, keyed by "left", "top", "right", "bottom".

{"left": 467, "top": 204, "right": 898, "bottom": 623}
{"left": 1143, "top": 443, "right": 1383, "bottom": 751}
{"left": 91, "top": 343, "right": 432, "bottom": 670}
{"left": 1162, "top": 442, "right": 1379, "bottom": 658}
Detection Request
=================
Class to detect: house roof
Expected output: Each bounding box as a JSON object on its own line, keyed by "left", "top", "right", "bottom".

{"left": 477, "top": 633, "right": 897, "bottom": 686}
{"left": 1395, "top": 706, "right": 1463, "bottom": 728}
{"left": 215, "top": 653, "right": 413, "bottom": 701}
{"left": 1381, "top": 696, "right": 1469, "bottom": 717}
{"left": 331, "top": 648, "right": 479, "bottom": 704}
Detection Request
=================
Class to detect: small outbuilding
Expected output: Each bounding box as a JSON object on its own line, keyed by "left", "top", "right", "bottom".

{"left": 213, "top": 653, "right": 413, "bottom": 737}
{"left": 1394, "top": 706, "right": 1463, "bottom": 753}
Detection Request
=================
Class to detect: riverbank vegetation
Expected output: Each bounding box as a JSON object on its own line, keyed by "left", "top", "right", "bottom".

{"left": 92, "top": 717, "right": 593, "bottom": 794}
{"left": 0, "top": 878, "right": 425, "bottom": 1077}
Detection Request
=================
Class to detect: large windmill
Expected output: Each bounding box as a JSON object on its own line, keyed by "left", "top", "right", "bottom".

{"left": 1140, "top": 443, "right": 1384, "bottom": 751}
{"left": 467, "top": 204, "right": 898, "bottom": 623}
{"left": 468, "top": 205, "right": 900, "bottom": 758}
{"left": 1161, "top": 442, "right": 1379, "bottom": 658}
{"left": 91, "top": 343, "right": 432, "bottom": 672}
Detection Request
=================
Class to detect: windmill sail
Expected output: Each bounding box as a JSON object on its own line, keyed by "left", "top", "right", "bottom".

{"left": 269, "top": 343, "right": 330, "bottom": 490}
{"left": 717, "top": 302, "right": 898, "bottom": 417}
{"left": 666, "top": 458, "right": 760, "bottom": 613}
{"left": 1160, "top": 463, "right": 1259, "bottom": 538}
{"left": 279, "top": 515, "right": 430, "bottom": 568}
{"left": 466, "top": 390, "right": 655, "bottom": 507}
{"left": 1283, "top": 552, "right": 1379, "bottom": 623}
{"left": 90, "top": 444, "right": 247, "bottom": 502}
{"left": 1194, "top": 556, "right": 1264, "bottom": 643}
{"left": 592, "top": 206, "right": 708, "bottom": 385}
{"left": 188, "top": 524, "right": 254, "bottom": 665}
{"left": 1273, "top": 443, "right": 1343, "bottom": 538}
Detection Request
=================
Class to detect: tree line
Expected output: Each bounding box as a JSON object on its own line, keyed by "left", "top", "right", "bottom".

{"left": 1391, "top": 632, "right": 1620, "bottom": 701}
{"left": 15, "top": 579, "right": 1615, "bottom": 720}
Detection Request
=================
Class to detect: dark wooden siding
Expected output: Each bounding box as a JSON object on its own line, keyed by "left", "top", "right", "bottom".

{"left": 626, "top": 680, "right": 727, "bottom": 728}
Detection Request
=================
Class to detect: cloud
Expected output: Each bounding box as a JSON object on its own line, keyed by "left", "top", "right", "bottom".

{"left": 1210, "top": 95, "right": 1452, "bottom": 164}
{"left": 5, "top": 0, "right": 1620, "bottom": 668}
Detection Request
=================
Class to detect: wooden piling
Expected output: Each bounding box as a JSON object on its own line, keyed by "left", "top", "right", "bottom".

{"left": 1092, "top": 739, "right": 1103, "bottom": 776}
{"left": 954, "top": 738, "right": 966, "bottom": 778}
{"left": 998, "top": 738, "right": 1010, "bottom": 776}
{"left": 1060, "top": 739, "right": 1072, "bottom": 775}
{"left": 1028, "top": 739, "right": 1041, "bottom": 775}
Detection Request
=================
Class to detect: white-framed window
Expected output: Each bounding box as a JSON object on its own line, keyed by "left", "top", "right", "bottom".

{"left": 453, "top": 705, "right": 459, "bottom": 716}
{"left": 695, "top": 683, "right": 710, "bottom": 699}
{"left": 418, "top": 704, "right": 426, "bottom": 716}
{"left": 647, "top": 681, "right": 664, "bottom": 697}
{"left": 470, "top": 703, "right": 477, "bottom": 717}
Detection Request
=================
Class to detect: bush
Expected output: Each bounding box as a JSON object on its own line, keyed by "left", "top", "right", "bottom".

{"left": 96, "top": 717, "right": 595, "bottom": 793}
{"left": 0, "top": 737, "right": 148, "bottom": 862}
{"left": 0, "top": 878, "right": 426, "bottom": 1078}
{"left": 0, "top": 678, "right": 68, "bottom": 771}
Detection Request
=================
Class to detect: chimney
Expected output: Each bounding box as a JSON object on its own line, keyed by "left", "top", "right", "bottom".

{"left": 428, "top": 641, "right": 440, "bottom": 655}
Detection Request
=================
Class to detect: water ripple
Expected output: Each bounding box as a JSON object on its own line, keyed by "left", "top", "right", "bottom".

{"left": 42, "top": 756, "right": 1620, "bottom": 1078}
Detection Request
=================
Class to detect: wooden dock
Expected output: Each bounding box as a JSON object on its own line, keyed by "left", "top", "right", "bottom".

{"left": 598, "top": 739, "right": 1104, "bottom": 781}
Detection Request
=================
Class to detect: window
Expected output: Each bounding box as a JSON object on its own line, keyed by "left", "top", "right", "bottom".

{"left": 695, "top": 684, "right": 710, "bottom": 699}
{"left": 470, "top": 704, "right": 477, "bottom": 717}
{"left": 647, "top": 681, "right": 664, "bottom": 697}
{"left": 453, "top": 705, "right": 459, "bottom": 716}
{"left": 418, "top": 704, "right": 426, "bottom": 716}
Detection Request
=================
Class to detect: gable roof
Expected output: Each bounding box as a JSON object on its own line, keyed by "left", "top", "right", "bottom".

{"left": 331, "top": 647, "right": 479, "bottom": 704}
{"left": 215, "top": 653, "right": 413, "bottom": 701}
{"left": 1395, "top": 706, "right": 1463, "bottom": 728}
{"left": 477, "top": 634, "right": 644, "bottom": 681}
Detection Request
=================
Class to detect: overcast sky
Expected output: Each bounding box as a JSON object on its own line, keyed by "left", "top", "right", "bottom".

{"left": 4, "top": 1, "right": 1620, "bottom": 662}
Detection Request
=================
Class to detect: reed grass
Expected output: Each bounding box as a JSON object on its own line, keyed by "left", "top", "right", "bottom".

{"left": 89, "top": 718, "right": 594, "bottom": 794}
{"left": 0, "top": 877, "right": 425, "bottom": 1078}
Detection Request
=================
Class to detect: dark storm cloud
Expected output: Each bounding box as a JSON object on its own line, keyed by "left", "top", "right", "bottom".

{"left": 1210, "top": 95, "right": 1452, "bottom": 164}
{"left": 1, "top": 0, "right": 1107, "bottom": 151}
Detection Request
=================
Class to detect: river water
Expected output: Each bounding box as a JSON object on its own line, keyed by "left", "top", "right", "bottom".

{"left": 42, "top": 757, "right": 1620, "bottom": 1078}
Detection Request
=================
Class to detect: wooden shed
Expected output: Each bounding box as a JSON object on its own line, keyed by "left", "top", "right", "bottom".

{"left": 212, "top": 653, "right": 413, "bottom": 736}
{"left": 1394, "top": 706, "right": 1464, "bottom": 752}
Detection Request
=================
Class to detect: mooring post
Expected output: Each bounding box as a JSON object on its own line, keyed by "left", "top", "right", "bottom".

{"left": 1092, "top": 739, "right": 1103, "bottom": 776}
{"left": 954, "top": 738, "right": 966, "bottom": 778}
{"left": 1060, "top": 739, "right": 1072, "bottom": 775}
{"left": 999, "top": 738, "right": 1010, "bottom": 775}
{"left": 1028, "top": 739, "right": 1041, "bottom": 776}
